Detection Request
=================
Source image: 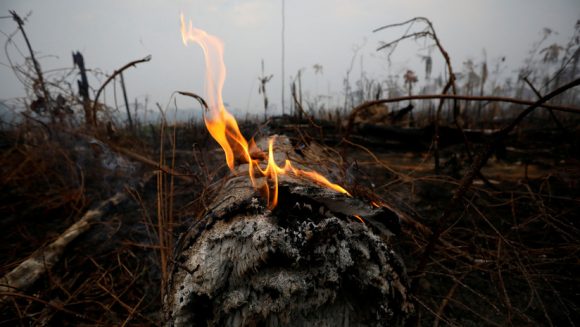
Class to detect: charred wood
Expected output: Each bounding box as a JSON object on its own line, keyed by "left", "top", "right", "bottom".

{"left": 164, "top": 136, "right": 413, "bottom": 326}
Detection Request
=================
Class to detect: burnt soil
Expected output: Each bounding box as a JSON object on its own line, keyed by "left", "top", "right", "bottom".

{"left": 1, "top": 118, "right": 579, "bottom": 326}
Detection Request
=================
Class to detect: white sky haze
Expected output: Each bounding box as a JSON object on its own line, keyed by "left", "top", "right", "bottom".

{"left": 0, "top": 0, "right": 578, "bottom": 116}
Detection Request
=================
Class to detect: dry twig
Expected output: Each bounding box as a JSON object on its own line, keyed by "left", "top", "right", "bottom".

{"left": 410, "top": 77, "right": 580, "bottom": 294}
{"left": 91, "top": 55, "right": 152, "bottom": 127}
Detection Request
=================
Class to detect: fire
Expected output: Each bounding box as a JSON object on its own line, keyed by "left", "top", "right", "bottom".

{"left": 180, "top": 14, "right": 349, "bottom": 208}
{"left": 353, "top": 215, "right": 365, "bottom": 224}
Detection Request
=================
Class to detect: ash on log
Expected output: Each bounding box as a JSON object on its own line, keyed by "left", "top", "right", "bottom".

{"left": 163, "top": 136, "right": 413, "bottom": 326}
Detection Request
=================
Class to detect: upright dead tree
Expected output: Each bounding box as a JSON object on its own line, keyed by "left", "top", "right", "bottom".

{"left": 258, "top": 59, "right": 273, "bottom": 122}
{"left": 72, "top": 51, "right": 93, "bottom": 127}
{"left": 163, "top": 136, "right": 413, "bottom": 326}
{"left": 120, "top": 72, "right": 134, "bottom": 130}
{"left": 10, "top": 11, "right": 52, "bottom": 116}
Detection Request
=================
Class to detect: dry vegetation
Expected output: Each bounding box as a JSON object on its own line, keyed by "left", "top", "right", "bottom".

{"left": 1, "top": 12, "right": 580, "bottom": 326}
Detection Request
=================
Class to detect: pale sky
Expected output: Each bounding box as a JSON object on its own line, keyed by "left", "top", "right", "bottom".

{"left": 0, "top": 0, "right": 578, "bottom": 117}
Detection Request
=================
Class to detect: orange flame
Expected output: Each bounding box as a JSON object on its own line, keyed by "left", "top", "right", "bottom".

{"left": 354, "top": 215, "right": 365, "bottom": 224}
{"left": 180, "top": 14, "right": 349, "bottom": 208}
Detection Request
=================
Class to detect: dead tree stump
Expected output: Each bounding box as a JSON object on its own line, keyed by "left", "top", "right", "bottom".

{"left": 164, "top": 137, "right": 413, "bottom": 326}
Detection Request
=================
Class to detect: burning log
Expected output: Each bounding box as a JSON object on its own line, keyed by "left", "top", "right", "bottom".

{"left": 163, "top": 136, "right": 413, "bottom": 326}
{"left": 166, "top": 18, "right": 412, "bottom": 326}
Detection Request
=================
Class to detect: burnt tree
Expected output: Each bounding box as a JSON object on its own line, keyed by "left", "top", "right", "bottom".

{"left": 163, "top": 136, "right": 413, "bottom": 326}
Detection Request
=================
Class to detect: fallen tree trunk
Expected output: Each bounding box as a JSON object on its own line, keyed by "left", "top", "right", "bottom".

{"left": 163, "top": 136, "right": 413, "bottom": 326}
{"left": 0, "top": 191, "right": 127, "bottom": 305}
{"left": 351, "top": 123, "right": 499, "bottom": 149}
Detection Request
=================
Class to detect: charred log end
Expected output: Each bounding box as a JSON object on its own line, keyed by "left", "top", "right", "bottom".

{"left": 164, "top": 181, "right": 413, "bottom": 326}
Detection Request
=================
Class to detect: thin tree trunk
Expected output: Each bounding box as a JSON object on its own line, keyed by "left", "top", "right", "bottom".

{"left": 120, "top": 72, "right": 133, "bottom": 130}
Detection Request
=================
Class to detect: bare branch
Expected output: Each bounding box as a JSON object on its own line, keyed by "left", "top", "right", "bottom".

{"left": 91, "top": 55, "right": 152, "bottom": 127}
{"left": 374, "top": 17, "right": 459, "bottom": 172}
{"left": 410, "top": 77, "right": 580, "bottom": 295}
{"left": 376, "top": 31, "right": 433, "bottom": 51}
{"left": 373, "top": 16, "right": 431, "bottom": 33}
{"left": 177, "top": 91, "right": 209, "bottom": 112}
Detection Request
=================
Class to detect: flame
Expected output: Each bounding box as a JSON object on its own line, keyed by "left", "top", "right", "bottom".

{"left": 180, "top": 15, "right": 250, "bottom": 170}
{"left": 180, "top": 14, "right": 349, "bottom": 208}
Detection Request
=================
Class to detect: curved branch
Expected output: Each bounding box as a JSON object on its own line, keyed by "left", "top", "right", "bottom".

{"left": 91, "top": 55, "right": 152, "bottom": 126}
{"left": 177, "top": 91, "right": 209, "bottom": 111}
{"left": 374, "top": 17, "right": 454, "bottom": 88}
{"left": 497, "top": 78, "right": 580, "bottom": 137}
{"left": 373, "top": 16, "right": 431, "bottom": 33}
{"left": 374, "top": 17, "right": 458, "bottom": 172}
{"left": 376, "top": 31, "right": 433, "bottom": 51}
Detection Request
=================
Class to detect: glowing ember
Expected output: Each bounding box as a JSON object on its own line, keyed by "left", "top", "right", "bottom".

{"left": 180, "top": 14, "right": 349, "bottom": 208}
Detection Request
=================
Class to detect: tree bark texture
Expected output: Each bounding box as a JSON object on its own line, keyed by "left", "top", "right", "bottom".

{"left": 163, "top": 136, "right": 413, "bottom": 326}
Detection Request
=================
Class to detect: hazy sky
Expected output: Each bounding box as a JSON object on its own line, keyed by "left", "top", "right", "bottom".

{"left": 0, "top": 0, "right": 578, "bottom": 116}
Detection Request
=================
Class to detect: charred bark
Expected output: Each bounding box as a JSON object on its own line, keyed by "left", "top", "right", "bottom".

{"left": 163, "top": 137, "right": 413, "bottom": 326}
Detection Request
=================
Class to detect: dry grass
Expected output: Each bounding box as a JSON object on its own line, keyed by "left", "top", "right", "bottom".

{"left": 341, "top": 142, "right": 580, "bottom": 326}
{"left": 1, "top": 105, "right": 579, "bottom": 326}
{"left": 0, "top": 115, "right": 225, "bottom": 325}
